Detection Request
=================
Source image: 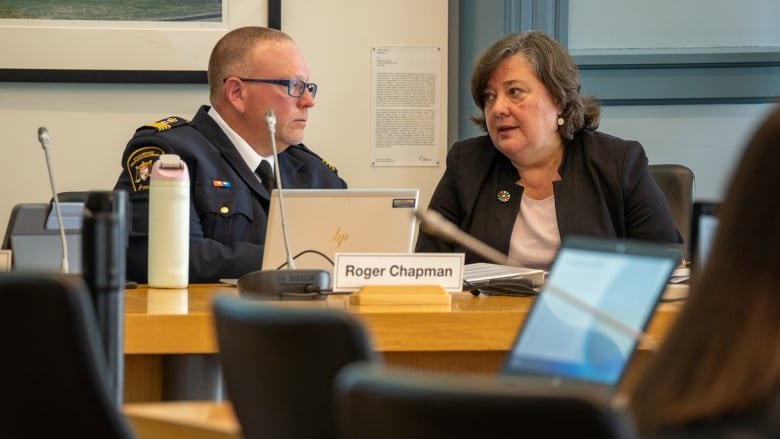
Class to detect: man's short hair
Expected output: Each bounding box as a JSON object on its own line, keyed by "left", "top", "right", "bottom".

{"left": 208, "top": 26, "right": 292, "bottom": 99}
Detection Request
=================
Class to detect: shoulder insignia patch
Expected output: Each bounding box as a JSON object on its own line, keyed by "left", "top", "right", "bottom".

{"left": 142, "top": 116, "right": 189, "bottom": 132}
{"left": 126, "top": 146, "right": 164, "bottom": 192}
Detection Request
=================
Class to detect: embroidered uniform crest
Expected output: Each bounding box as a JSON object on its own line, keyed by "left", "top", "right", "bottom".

{"left": 126, "top": 146, "right": 164, "bottom": 192}
{"left": 136, "top": 160, "right": 153, "bottom": 183}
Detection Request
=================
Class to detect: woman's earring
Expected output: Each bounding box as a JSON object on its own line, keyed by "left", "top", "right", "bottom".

{"left": 557, "top": 117, "right": 564, "bottom": 126}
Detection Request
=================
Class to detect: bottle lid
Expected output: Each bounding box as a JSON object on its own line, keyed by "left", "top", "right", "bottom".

{"left": 151, "top": 154, "right": 189, "bottom": 183}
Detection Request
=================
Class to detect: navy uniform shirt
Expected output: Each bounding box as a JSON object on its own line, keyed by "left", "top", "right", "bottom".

{"left": 114, "top": 105, "right": 346, "bottom": 283}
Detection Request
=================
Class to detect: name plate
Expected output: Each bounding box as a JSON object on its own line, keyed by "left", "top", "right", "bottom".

{"left": 333, "top": 253, "right": 464, "bottom": 292}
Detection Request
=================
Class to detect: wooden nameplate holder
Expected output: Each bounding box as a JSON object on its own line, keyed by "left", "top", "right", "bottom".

{"left": 348, "top": 285, "right": 451, "bottom": 306}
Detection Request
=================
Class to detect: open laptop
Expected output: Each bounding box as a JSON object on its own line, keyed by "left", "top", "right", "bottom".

{"left": 500, "top": 235, "right": 679, "bottom": 401}
{"left": 690, "top": 200, "right": 719, "bottom": 273}
{"left": 261, "top": 188, "right": 419, "bottom": 273}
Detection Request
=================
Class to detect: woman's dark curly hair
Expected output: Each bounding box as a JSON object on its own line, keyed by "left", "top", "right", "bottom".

{"left": 469, "top": 31, "right": 600, "bottom": 140}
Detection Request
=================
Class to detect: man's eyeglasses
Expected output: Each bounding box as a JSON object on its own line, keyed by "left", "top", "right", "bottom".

{"left": 231, "top": 78, "right": 317, "bottom": 98}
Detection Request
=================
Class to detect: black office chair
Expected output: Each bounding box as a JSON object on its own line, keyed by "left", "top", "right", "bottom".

{"left": 335, "top": 364, "right": 638, "bottom": 439}
{"left": 0, "top": 272, "right": 134, "bottom": 438}
{"left": 52, "top": 191, "right": 91, "bottom": 203}
{"left": 213, "top": 294, "right": 375, "bottom": 439}
{"left": 649, "top": 164, "right": 695, "bottom": 252}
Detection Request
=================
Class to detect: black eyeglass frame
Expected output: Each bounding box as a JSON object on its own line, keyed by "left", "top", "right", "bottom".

{"left": 228, "top": 77, "right": 318, "bottom": 98}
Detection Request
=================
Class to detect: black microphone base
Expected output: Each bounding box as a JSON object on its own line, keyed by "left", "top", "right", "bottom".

{"left": 237, "top": 269, "right": 330, "bottom": 300}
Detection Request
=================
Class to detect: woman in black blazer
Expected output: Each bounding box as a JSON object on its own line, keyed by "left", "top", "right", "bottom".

{"left": 416, "top": 31, "right": 678, "bottom": 269}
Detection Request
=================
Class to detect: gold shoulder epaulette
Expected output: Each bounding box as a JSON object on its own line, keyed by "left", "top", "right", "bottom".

{"left": 289, "top": 144, "right": 340, "bottom": 175}
{"left": 321, "top": 158, "right": 339, "bottom": 174}
{"left": 142, "top": 116, "right": 189, "bottom": 132}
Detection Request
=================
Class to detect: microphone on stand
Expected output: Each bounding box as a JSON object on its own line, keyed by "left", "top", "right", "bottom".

{"left": 415, "top": 208, "right": 657, "bottom": 349}
{"left": 265, "top": 110, "right": 296, "bottom": 271}
{"left": 37, "top": 127, "right": 69, "bottom": 273}
{"left": 236, "top": 110, "right": 330, "bottom": 300}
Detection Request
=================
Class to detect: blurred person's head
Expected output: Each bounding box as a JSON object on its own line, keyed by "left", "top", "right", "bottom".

{"left": 630, "top": 106, "right": 780, "bottom": 432}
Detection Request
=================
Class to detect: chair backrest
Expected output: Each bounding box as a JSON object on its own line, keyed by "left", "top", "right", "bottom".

{"left": 213, "top": 294, "right": 375, "bottom": 439}
{"left": 649, "top": 164, "right": 695, "bottom": 251}
{"left": 53, "top": 191, "right": 91, "bottom": 203}
{"left": 0, "top": 272, "right": 134, "bottom": 438}
{"left": 335, "top": 364, "right": 638, "bottom": 439}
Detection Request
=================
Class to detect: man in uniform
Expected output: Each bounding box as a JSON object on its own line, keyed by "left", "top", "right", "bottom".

{"left": 115, "top": 26, "right": 346, "bottom": 283}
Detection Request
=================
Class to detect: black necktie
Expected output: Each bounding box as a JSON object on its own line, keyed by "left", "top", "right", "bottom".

{"left": 256, "top": 160, "right": 276, "bottom": 195}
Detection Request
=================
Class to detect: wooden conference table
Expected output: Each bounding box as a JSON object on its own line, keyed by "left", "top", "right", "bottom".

{"left": 123, "top": 283, "right": 684, "bottom": 402}
{"left": 124, "top": 401, "right": 240, "bottom": 439}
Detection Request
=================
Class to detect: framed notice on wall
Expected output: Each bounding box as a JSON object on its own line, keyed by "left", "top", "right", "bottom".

{"left": 370, "top": 45, "right": 442, "bottom": 167}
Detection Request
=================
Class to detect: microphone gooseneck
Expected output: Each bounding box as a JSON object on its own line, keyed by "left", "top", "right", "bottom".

{"left": 265, "top": 109, "right": 297, "bottom": 270}
{"left": 415, "top": 209, "right": 507, "bottom": 265}
{"left": 37, "top": 126, "right": 69, "bottom": 273}
{"left": 235, "top": 111, "right": 331, "bottom": 299}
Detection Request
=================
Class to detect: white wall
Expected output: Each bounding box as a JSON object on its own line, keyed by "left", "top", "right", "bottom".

{"left": 281, "top": 0, "right": 448, "bottom": 207}
{"left": 0, "top": 83, "right": 206, "bottom": 240}
{"left": 0, "top": 0, "right": 449, "bottom": 241}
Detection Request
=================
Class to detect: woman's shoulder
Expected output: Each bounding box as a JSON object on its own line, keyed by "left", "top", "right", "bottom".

{"left": 576, "top": 129, "right": 641, "bottom": 150}
{"left": 449, "top": 135, "right": 499, "bottom": 161}
{"left": 571, "top": 130, "right": 646, "bottom": 163}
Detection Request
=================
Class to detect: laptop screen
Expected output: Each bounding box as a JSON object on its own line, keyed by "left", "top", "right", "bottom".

{"left": 261, "top": 189, "right": 419, "bottom": 273}
{"left": 690, "top": 201, "right": 719, "bottom": 271}
{"left": 502, "top": 236, "right": 678, "bottom": 387}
